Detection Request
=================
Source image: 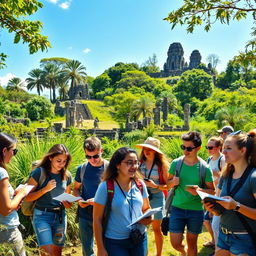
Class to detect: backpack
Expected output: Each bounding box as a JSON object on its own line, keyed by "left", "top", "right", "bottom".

{"left": 21, "top": 168, "right": 46, "bottom": 217}
{"left": 102, "top": 179, "right": 143, "bottom": 234}
{"left": 207, "top": 155, "right": 223, "bottom": 171}
{"left": 161, "top": 156, "right": 207, "bottom": 235}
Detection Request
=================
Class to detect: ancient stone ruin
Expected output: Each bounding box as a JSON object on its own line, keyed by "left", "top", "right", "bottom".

{"left": 149, "top": 42, "right": 211, "bottom": 78}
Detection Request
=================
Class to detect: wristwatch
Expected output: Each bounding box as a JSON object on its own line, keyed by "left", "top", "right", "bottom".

{"left": 233, "top": 201, "right": 241, "bottom": 211}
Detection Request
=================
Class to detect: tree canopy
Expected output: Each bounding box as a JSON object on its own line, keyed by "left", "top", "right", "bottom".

{"left": 0, "top": 0, "right": 51, "bottom": 69}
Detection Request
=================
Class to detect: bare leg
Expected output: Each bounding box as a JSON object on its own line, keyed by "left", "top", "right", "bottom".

{"left": 152, "top": 220, "right": 163, "bottom": 256}
{"left": 53, "top": 245, "right": 62, "bottom": 256}
{"left": 215, "top": 248, "right": 231, "bottom": 256}
{"left": 203, "top": 220, "right": 215, "bottom": 245}
{"left": 40, "top": 245, "right": 53, "bottom": 256}
{"left": 186, "top": 232, "right": 199, "bottom": 256}
{"left": 170, "top": 232, "right": 186, "bottom": 256}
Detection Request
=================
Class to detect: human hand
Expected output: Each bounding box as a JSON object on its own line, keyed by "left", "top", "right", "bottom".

{"left": 79, "top": 202, "right": 89, "bottom": 208}
{"left": 139, "top": 215, "right": 152, "bottom": 226}
{"left": 97, "top": 247, "right": 108, "bottom": 256}
{"left": 185, "top": 185, "right": 199, "bottom": 196}
{"left": 216, "top": 196, "right": 236, "bottom": 210}
{"left": 15, "top": 185, "right": 28, "bottom": 198}
{"left": 203, "top": 201, "right": 222, "bottom": 216}
{"left": 45, "top": 179, "right": 57, "bottom": 192}
{"left": 144, "top": 179, "right": 157, "bottom": 188}
{"left": 62, "top": 200, "right": 72, "bottom": 208}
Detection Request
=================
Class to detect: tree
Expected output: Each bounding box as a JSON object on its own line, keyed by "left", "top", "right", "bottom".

{"left": 6, "top": 77, "right": 25, "bottom": 91}
{"left": 141, "top": 54, "right": 160, "bottom": 73}
{"left": 25, "top": 97, "right": 52, "bottom": 121}
{"left": 130, "top": 95, "right": 155, "bottom": 120}
{"left": 106, "top": 62, "right": 139, "bottom": 85}
{"left": 206, "top": 54, "right": 220, "bottom": 69}
{"left": 0, "top": 0, "right": 50, "bottom": 69}
{"left": 26, "top": 68, "right": 44, "bottom": 96}
{"left": 91, "top": 73, "right": 111, "bottom": 95}
{"left": 173, "top": 69, "right": 214, "bottom": 109}
{"left": 165, "top": 0, "right": 256, "bottom": 33}
{"left": 62, "top": 60, "right": 87, "bottom": 90}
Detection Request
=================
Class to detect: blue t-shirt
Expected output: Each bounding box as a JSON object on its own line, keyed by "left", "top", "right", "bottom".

{"left": 75, "top": 161, "right": 107, "bottom": 219}
{"left": 94, "top": 179, "right": 148, "bottom": 239}
{"left": 0, "top": 167, "right": 20, "bottom": 229}
{"left": 31, "top": 167, "right": 72, "bottom": 209}
{"left": 218, "top": 168, "right": 256, "bottom": 231}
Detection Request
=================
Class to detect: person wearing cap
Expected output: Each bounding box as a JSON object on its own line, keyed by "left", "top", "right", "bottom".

{"left": 136, "top": 137, "right": 169, "bottom": 256}
{"left": 168, "top": 131, "right": 215, "bottom": 256}
{"left": 217, "top": 126, "right": 234, "bottom": 140}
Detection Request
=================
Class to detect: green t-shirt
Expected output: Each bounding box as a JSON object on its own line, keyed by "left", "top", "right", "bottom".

{"left": 168, "top": 158, "right": 213, "bottom": 210}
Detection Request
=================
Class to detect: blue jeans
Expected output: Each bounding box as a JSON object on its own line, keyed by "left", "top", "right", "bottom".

{"left": 104, "top": 232, "right": 147, "bottom": 256}
{"left": 169, "top": 206, "right": 204, "bottom": 235}
{"left": 79, "top": 217, "right": 94, "bottom": 256}
{"left": 218, "top": 228, "right": 255, "bottom": 256}
{"left": 32, "top": 208, "right": 67, "bottom": 247}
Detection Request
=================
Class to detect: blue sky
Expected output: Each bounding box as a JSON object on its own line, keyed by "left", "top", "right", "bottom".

{"left": 0, "top": 0, "right": 253, "bottom": 93}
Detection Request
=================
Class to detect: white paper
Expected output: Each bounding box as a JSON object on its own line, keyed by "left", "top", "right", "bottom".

{"left": 16, "top": 184, "right": 34, "bottom": 195}
{"left": 53, "top": 193, "right": 82, "bottom": 203}
{"left": 127, "top": 207, "right": 162, "bottom": 227}
{"left": 197, "top": 190, "right": 229, "bottom": 202}
{"left": 79, "top": 198, "right": 94, "bottom": 203}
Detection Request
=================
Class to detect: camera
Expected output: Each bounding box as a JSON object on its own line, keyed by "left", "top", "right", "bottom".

{"left": 130, "top": 229, "right": 144, "bottom": 245}
{"left": 161, "top": 217, "right": 169, "bottom": 236}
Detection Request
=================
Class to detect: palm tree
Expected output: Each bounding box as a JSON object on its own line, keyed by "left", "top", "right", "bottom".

{"left": 215, "top": 105, "right": 249, "bottom": 129}
{"left": 62, "top": 60, "right": 87, "bottom": 90}
{"left": 43, "top": 63, "right": 62, "bottom": 103}
{"left": 130, "top": 96, "right": 155, "bottom": 120}
{"left": 6, "top": 77, "right": 25, "bottom": 91}
{"left": 26, "top": 68, "right": 44, "bottom": 96}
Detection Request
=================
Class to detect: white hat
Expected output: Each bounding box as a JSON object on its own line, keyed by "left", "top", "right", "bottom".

{"left": 136, "top": 137, "right": 163, "bottom": 154}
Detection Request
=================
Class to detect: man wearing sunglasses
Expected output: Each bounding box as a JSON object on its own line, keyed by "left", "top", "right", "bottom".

{"left": 168, "top": 131, "right": 215, "bottom": 256}
{"left": 73, "top": 136, "right": 108, "bottom": 256}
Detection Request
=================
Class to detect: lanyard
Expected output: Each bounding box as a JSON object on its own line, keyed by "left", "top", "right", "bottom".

{"left": 142, "top": 159, "right": 156, "bottom": 179}
{"left": 115, "top": 179, "right": 136, "bottom": 222}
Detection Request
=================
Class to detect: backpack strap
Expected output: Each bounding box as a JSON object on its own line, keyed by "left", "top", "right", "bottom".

{"left": 157, "top": 165, "right": 165, "bottom": 185}
{"left": 37, "top": 167, "right": 46, "bottom": 188}
{"left": 207, "top": 156, "right": 211, "bottom": 164}
{"left": 103, "top": 180, "right": 115, "bottom": 234}
{"left": 198, "top": 157, "right": 207, "bottom": 188}
{"left": 175, "top": 156, "right": 185, "bottom": 177}
{"left": 80, "top": 161, "right": 88, "bottom": 183}
{"left": 134, "top": 179, "right": 143, "bottom": 195}
{"left": 218, "top": 155, "right": 223, "bottom": 171}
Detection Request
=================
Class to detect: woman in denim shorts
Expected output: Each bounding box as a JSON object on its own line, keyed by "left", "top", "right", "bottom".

{"left": 25, "top": 144, "right": 72, "bottom": 256}
{"left": 0, "top": 133, "right": 27, "bottom": 256}
{"left": 136, "top": 137, "right": 169, "bottom": 256}
{"left": 204, "top": 130, "right": 256, "bottom": 256}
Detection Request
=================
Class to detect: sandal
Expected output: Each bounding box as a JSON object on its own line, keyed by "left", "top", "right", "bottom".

{"left": 203, "top": 241, "right": 215, "bottom": 248}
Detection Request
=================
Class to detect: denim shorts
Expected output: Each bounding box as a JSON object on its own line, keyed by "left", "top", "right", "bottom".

{"left": 32, "top": 208, "right": 67, "bottom": 247}
{"left": 204, "top": 211, "right": 212, "bottom": 221}
{"left": 149, "top": 191, "right": 164, "bottom": 220}
{"left": 218, "top": 228, "right": 255, "bottom": 256}
{"left": 104, "top": 232, "right": 147, "bottom": 256}
{"left": 169, "top": 206, "right": 204, "bottom": 235}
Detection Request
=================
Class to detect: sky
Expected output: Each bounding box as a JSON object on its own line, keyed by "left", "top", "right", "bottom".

{"left": 0, "top": 0, "right": 254, "bottom": 95}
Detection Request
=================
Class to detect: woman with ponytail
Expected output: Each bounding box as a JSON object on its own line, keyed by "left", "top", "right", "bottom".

{"left": 204, "top": 129, "right": 256, "bottom": 256}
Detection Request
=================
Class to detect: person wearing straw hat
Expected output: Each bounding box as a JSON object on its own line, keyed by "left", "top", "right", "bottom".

{"left": 136, "top": 137, "right": 169, "bottom": 256}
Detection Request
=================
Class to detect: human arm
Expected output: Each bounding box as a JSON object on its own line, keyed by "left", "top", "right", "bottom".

{"left": 24, "top": 176, "right": 56, "bottom": 202}
{"left": 0, "top": 178, "right": 27, "bottom": 216}
{"left": 138, "top": 197, "right": 152, "bottom": 226}
{"left": 73, "top": 180, "right": 93, "bottom": 208}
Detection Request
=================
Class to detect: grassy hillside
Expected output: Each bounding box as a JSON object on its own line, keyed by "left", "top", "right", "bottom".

{"left": 81, "top": 100, "right": 119, "bottom": 129}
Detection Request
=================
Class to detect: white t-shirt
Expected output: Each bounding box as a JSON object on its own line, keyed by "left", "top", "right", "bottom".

{"left": 208, "top": 154, "right": 225, "bottom": 172}
{"left": 0, "top": 167, "right": 20, "bottom": 229}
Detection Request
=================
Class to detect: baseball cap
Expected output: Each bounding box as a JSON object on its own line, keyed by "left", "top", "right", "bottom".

{"left": 217, "top": 126, "right": 234, "bottom": 133}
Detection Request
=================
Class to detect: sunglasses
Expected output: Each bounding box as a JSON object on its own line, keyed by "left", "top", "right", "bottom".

{"left": 11, "top": 148, "right": 18, "bottom": 155}
{"left": 86, "top": 154, "right": 100, "bottom": 160}
{"left": 206, "top": 146, "right": 215, "bottom": 150}
{"left": 180, "top": 145, "right": 197, "bottom": 152}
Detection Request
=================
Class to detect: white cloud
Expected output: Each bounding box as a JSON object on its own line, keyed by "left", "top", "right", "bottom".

{"left": 59, "top": 0, "right": 72, "bottom": 9}
{"left": 47, "top": 0, "right": 59, "bottom": 4}
{"left": 0, "top": 73, "right": 15, "bottom": 87}
{"left": 83, "top": 48, "right": 91, "bottom": 54}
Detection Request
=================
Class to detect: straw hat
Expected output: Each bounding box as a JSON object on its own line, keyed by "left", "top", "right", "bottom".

{"left": 136, "top": 137, "right": 163, "bottom": 154}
